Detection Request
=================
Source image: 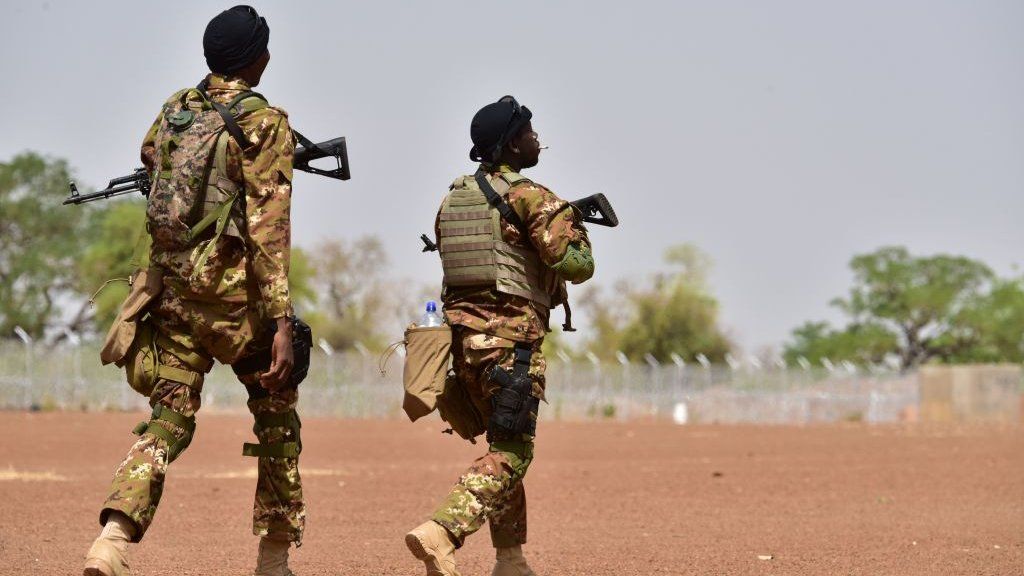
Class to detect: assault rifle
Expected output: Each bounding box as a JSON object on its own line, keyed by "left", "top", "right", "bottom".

{"left": 420, "top": 192, "right": 618, "bottom": 252}
{"left": 64, "top": 134, "right": 350, "bottom": 205}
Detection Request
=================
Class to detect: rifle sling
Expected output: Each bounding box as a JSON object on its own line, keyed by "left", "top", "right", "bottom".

{"left": 474, "top": 170, "right": 529, "bottom": 239}
{"left": 292, "top": 128, "right": 328, "bottom": 159}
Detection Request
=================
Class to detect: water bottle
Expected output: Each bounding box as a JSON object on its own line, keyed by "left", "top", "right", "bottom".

{"left": 418, "top": 300, "right": 443, "bottom": 327}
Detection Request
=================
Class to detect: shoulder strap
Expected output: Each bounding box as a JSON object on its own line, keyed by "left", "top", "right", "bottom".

{"left": 474, "top": 170, "right": 528, "bottom": 238}
{"left": 196, "top": 79, "right": 251, "bottom": 150}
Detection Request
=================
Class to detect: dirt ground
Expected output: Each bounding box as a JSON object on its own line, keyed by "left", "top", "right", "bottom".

{"left": 0, "top": 412, "right": 1020, "bottom": 575}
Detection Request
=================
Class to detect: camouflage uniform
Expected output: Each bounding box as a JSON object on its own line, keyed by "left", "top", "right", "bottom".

{"left": 430, "top": 164, "right": 591, "bottom": 547}
{"left": 99, "top": 73, "right": 304, "bottom": 544}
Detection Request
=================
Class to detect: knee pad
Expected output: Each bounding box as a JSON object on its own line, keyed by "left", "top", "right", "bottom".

{"left": 132, "top": 404, "right": 196, "bottom": 463}
{"left": 242, "top": 410, "right": 302, "bottom": 458}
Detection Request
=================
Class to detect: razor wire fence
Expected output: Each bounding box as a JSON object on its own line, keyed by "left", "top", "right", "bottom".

{"left": 0, "top": 342, "right": 918, "bottom": 424}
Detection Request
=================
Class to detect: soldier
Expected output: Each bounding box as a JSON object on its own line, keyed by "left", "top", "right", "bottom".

{"left": 84, "top": 6, "right": 304, "bottom": 576}
{"left": 405, "top": 96, "right": 596, "bottom": 576}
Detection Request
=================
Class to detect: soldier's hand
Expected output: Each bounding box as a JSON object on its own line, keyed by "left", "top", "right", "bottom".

{"left": 260, "top": 317, "right": 294, "bottom": 390}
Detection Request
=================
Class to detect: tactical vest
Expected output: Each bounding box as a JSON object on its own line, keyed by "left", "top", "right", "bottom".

{"left": 146, "top": 88, "right": 269, "bottom": 254}
{"left": 438, "top": 171, "right": 556, "bottom": 308}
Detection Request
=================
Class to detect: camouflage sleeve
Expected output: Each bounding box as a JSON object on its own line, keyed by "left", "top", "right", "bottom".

{"left": 240, "top": 109, "right": 295, "bottom": 319}
{"left": 507, "top": 182, "right": 592, "bottom": 268}
{"left": 140, "top": 108, "right": 164, "bottom": 171}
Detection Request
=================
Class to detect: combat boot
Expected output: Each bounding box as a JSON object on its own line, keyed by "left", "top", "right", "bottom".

{"left": 253, "top": 535, "right": 296, "bottom": 576}
{"left": 405, "top": 520, "right": 461, "bottom": 576}
{"left": 491, "top": 546, "right": 537, "bottom": 576}
{"left": 83, "top": 513, "right": 134, "bottom": 576}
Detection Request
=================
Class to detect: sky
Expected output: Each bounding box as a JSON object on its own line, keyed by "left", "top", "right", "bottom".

{"left": 1, "top": 0, "right": 1021, "bottom": 353}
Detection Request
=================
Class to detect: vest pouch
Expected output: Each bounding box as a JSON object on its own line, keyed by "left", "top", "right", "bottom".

{"left": 100, "top": 268, "right": 164, "bottom": 367}
{"left": 402, "top": 324, "right": 452, "bottom": 421}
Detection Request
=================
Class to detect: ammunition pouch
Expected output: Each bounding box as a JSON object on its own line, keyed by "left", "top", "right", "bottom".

{"left": 132, "top": 404, "right": 196, "bottom": 463}
{"left": 242, "top": 410, "right": 302, "bottom": 458}
{"left": 436, "top": 373, "right": 487, "bottom": 443}
{"left": 232, "top": 316, "right": 313, "bottom": 389}
{"left": 487, "top": 343, "right": 540, "bottom": 441}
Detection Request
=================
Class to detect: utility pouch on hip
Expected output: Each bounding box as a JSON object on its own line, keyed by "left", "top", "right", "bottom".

{"left": 487, "top": 343, "right": 539, "bottom": 439}
{"left": 436, "top": 373, "right": 486, "bottom": 443}
{"left": 401, "top": 323, "right": 452, "bottom": 421}
{"left": 232, "top": 316, "right": 314, "bottom": 389}
{"left": 123, "top": 321, "right": 205, "bottom": 397}
{"left": 100, "top": 267, "right": 164, "bottom": 366}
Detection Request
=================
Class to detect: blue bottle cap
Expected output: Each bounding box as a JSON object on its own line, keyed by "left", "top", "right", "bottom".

{"left": 426, "top": 301, "right": 437, "bottom": 313}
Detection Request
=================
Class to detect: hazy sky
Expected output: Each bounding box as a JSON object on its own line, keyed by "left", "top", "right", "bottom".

{"left": 1, "top": 1, "right": 1021, "bottom": 352}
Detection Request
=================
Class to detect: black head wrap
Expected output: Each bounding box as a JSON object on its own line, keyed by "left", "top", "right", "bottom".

{"left": 469, "top": 96, "right": 532, "bottom": 162}
{"left": 203, "top": 5, "right": 270, "bottom": 74}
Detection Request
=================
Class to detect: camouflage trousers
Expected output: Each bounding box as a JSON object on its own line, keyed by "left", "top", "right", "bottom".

{"left": 100, "top": 350, "right": 305, "bottom": 543}
{"left": 431, "top": 328, "right": 546, "bottom": 548}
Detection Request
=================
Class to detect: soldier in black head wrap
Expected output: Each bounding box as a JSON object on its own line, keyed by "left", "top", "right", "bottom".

{"left": 204, "top": 5, "right": 272, "bottom": 84}
{"left": 83, "top": 6, "right": 305, "bottom": 576}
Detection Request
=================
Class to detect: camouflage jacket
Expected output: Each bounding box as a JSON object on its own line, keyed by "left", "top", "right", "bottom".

{"left": 436, "top": 164, "right": 592, "bottom": 342}
{"left": 141, "top": 73, "right": 294, "bottom": 320}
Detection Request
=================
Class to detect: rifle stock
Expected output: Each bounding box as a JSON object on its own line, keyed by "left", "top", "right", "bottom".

{"left": 570, "top": 193, "right": 619, "bottom": 227}
{"left": 293, "top": 136, "right": 350, "bottom": 181}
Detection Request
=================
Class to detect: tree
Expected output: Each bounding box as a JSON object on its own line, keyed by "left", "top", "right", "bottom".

{"left": 783, "top": 321, "right": 898, "bottom": 366}
{"left": 783, "top": 246, "right": 1021, "bottom": 370}
{"left": 0, "top": 152, "right": 95, "bottom": 340}
{"left": 75, "top": 201, "right": 149, "bottom": 333}
{"left": 580, "top": 243, "right": 731, "bottom": 363}
{"left": 948, "top": 277, "right": 1024, "bottom": 364}
{"left": 307, "top": 236, "right": 392, "bottom": 351}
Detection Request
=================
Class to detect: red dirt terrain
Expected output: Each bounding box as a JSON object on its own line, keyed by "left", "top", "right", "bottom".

{"left": 0, "top": 412, "right": 1020, "bottom": 575}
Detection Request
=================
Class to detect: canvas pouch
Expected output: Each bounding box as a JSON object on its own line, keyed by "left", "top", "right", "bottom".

{"left": 100, "top": 268, "right": 164, "bottom": 366}
{"left": 401, "top": 324, "right": 452, "bottom": 421}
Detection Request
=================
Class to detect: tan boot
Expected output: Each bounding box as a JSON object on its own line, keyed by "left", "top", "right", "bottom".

{"left": 83, "top": 513, "right": 134, "bottom": 576}
{"left": 405, "top": 521, "right": 461, "bottom": 576}
{"left": 253, "top": 535, "right": 296, "bottom": 576}
{"left": 492, "top": 545, "right": 537, "bottom": 576}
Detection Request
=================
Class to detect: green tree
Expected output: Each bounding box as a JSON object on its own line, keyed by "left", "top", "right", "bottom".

{"left": 948, "top": 277, "right": 1024, "bottom": 363}
{"left": 783, "top": 321, "right": 898, "bottom": 366}
{"left": 0, "top": 152, "right": 95, "bottom": 339}
{"left": 75, "top": 201, "right": 149, "bottom": 333}
{"left": 287, "top": 246, "right": 317, "bottom": 312}
{"left": 581, "top": 243, "right": 731, "bottom": 363}
{"left": 784, "top": 246, "right": 1013, "bottom": 370}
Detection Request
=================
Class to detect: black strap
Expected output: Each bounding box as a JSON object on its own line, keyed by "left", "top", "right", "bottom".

{"left": 196, "top": 79, "right": 252, "bottom": 150}
{"left": 475, "top": 170, "right": 528, "bottom": 238}
{"left": 561, "top": 301, "right": 576, "bottom": 332}
{"left": 291, "top": 128, "right": 320, "bottom": 154}
{"left": 512, "top": 342, "right": 532, "bottom": 378}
